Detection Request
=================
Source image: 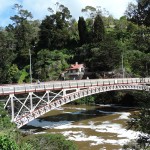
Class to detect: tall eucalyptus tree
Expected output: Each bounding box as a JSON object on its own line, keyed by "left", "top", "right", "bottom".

{"left": 9, "top": 4, "right": 34, "bottom": 68}
{"left": 38, "top": 3, "right": 72, "bottom": 50}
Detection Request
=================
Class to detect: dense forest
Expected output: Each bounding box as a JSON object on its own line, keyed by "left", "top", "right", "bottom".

{"left": 0, "top": 2, "right": 149, "bottom": 83}
{"left": 0, "top": 0, "right": 150, "bottom": 149}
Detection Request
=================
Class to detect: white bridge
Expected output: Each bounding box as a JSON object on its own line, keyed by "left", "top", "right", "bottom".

{"left": 0, "top": 78, "right": 150, "bottom": 128}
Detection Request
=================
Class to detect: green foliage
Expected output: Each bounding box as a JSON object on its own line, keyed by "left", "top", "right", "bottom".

{"left": 81, "top": 6, "right": 96, "bottom": 18}
{"left": 0, "top": 135, "right": 19, "bottom": 150}
{"left": 34, "top": 49, "right": 70, "bottom": 80}
{"left": 125, "top": 50, "right": 150, "bottom": 77}
{"left": 93, "top": 14, "right": 105, "bottom": 42}
{"left": 128, "top": 92, "right": 150, "bottom": 133}
{"left": 78, "top": 17, "right": 88, "bottom": 45}
{"left": 122, "top": 140, "right": 142, "bottom": 150}
{"left": 81, "top": 5, "right": 105, "bottom": 18}
{"left": 89, "top": 36, "right": 121, "bottom": 72}
{"left": 18, "top": 68, "right": 29, "bottom": 83}
{"left": 73, "top": 44, "right": 90, "bottom": 64}
{"left": 85, "top": 18, "right": 94, "bottom": 40}
{"left": 126, "top": 91, "right": 150, "bottom": 149}
{"left": 132, "top": 27, "right": 150, "bottom": 53}
{"left": 103, "top": 15, "right": 115, "bottom": 28}
{"left": 24, "top": 134, "right": 78, "bottom": 150}
{"left": 18, "top": 142, "right": 34, "bottom": 150}
{"left": 67, "top": 19, "right": 79, "bottom": 47}
{"left": 38, "top": 4, "right": 71, "bottom": 50}
{"left": 9, "top": 4, "right": 34, "bottom": 69}
{"left": 7, "top": 64, "right": 20, "bottom": 83}
{"left": 0, "top": 103, "right": 16, "bottom": 130}
{"left": 125, "top": 0, "right": 150, "bottom": 26}
{"left": 0, "top": 29, "right": 16, "bottom": 83}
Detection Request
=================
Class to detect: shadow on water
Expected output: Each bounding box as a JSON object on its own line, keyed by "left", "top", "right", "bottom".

{"left": 21, "top": 104, "right": 138, "bottom": 131}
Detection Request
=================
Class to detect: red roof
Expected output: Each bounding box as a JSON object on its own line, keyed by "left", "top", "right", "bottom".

{"left": 66, "top": 63, "right": 84, "bottom": 70}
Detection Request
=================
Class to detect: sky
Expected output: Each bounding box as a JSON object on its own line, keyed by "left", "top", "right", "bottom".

{"left": 0, "top": 0, "right": 136, "bottom": 27}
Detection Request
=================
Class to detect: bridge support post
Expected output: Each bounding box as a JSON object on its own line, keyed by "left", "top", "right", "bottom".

{"left": 63, "top": 89, "right": 66, "bottom": 96}
{"left": 29, "top": 92, "right": 33, "bottom": 110}
{"left": 46, "top": 91, "right": 50, "bottom": 102}
{"left": 10, "top": 94, "right": 15, "bottom": 122}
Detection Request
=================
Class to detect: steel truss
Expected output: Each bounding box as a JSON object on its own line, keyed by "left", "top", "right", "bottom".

{"left": 4, "top": 84, "right": 150, "bottom": 128}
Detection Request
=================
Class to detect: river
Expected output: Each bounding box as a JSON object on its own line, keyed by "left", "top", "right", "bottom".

{"left": 22, "top": 104, "right": 140, "bottom": 150}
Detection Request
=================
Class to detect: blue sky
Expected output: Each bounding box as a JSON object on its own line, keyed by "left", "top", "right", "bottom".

{"left": 0, "top": 0, "right": 136, "bottom": 27}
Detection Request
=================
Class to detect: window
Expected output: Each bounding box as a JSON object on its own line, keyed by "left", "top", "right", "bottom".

{"left": 81, "top": 68, "right": 84, "bottom": 72}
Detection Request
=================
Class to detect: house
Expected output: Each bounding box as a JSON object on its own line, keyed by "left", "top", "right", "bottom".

{"left": 62, "top": 62, "right": 86, "bottom": 80}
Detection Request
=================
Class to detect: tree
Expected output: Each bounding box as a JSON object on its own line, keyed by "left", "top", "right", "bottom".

{"left": 125, "top": 0, "right": 150, "bottom": 26}
{"left": 104, "top": 15, "right": 115, "bottom": 28}
{"left": 93, "top": 14, "right": 105, "bottom": 42}
{"left": 81, "top": 5, "right": 108, "bottom": 19}
{"left": 89, "top": 36, "right": 121, "bottom": 72}
{"left": 7, "top": 64, "right": 20, "bottom": 83}
{"left": 126, "top": 50, "right": 150, "bottom": 77}
{"left": 81, "top": 6, "right": 96, "bottom": 18}
{"left": 9, "top": 4, "right": 34, "bottom": 69}
{"left": 113, "top": 16, "right": 131, "bottom": 42}
{"left": 78, "top": 17, "right": 88, "bottom": 45}
{"left": 85, "top": 18, "right": 94, "bottom": 42}
{"left": 0, "top": 29, "right": 16, "bottom": 83}
{"left": 0, "top": 103, "right": 16, "bottom": 130}
{"left": 127, "top": 91, "right": 150, "bottom": 149}
{"left": 137, "top": 0, "right": 150, "bottom": 26}
{"left": 125, "top": 3, "right": 139, "bottom": 24}
{"left": 38, "top": 15, "right": 55, "bottom": 50}
{"left": 34, "top": 49, "right": 70, "bottom": 80}
{"left": 38, "top": 4, "right": 72, "bottom": 50}
{"left": 132, "top": 26, "right": 150, "bottom": 53}
{"left": 67, "top": 19, "right": 79, "bottom": 48}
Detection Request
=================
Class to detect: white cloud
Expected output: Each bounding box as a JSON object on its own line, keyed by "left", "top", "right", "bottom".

{"left": 0, "top": 0, "right": 136, "bottom": 27}
{"left": 75, "top": 0, "right": 135, "bottom": 18}
{"left": 21, "top": 0, "right": 55, "bottom": 19}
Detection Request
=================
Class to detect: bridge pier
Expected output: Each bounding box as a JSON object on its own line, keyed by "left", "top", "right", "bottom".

{"left": 10, "top": 94, "right": 15, "bottom": 122}
{"left": 63, "top": 89, "right": 66, "bottom": 96}
{"left": 29, "top": 92, "right": 33, "bottom": 110}
{"left": 46, "top": 91, "right": 50, "bottom": 102}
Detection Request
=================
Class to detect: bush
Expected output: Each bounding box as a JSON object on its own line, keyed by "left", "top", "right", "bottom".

{"left": 24, "top": 133, "right": 78, "bottom": 150}
{"left": 0, "top": 135, "right": 19, "bottom": 150}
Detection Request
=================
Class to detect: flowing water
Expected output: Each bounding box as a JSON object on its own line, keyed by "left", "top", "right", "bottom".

{"left": 22, "top": 104, "right": 140, "bottom": 150}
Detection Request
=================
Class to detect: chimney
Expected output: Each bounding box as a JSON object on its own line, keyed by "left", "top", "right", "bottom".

{"left": 75, "top": 62, "right": 78, "bottom": 65}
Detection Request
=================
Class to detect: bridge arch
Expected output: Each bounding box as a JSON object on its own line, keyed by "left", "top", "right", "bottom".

{"left": 14, "top": 84, "right": 149, "bottom": 128}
